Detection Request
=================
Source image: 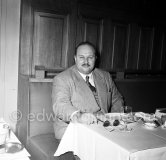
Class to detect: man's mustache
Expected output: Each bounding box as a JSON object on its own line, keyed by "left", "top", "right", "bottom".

{"left": 82, "top": 63, "right": 90, "bottom": 67}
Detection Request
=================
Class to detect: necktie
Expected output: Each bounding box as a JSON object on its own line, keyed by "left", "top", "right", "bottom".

{"left": 86, "top": 76, "right": 100, "bottom": 109}
{"left": 86, "top": 76, "right": 96, "bottom": 92}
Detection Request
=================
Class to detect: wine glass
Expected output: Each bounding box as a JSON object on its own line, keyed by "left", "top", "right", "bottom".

{"left": 125, "top": 106, "right": 132, "bottom": 116}
{"left": 120, "top": 106, "right": 133, "bottom": 132}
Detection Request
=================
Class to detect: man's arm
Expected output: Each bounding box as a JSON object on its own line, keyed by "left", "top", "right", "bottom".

{"left": 52, "top": 75, "right": 97, "bottom": 124}
{"left": 52, "top": 76, "right": 77, "bottom": 122}
{"left": 108, "top": 73, "right": 124, "bottom": 112}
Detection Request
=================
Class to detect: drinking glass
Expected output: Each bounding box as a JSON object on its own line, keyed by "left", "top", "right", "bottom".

{"left": 120, "top": 106, "right": 133, "bottom": 132}
{"left": 124, "top": 106, "right": 132, "bottom": 115}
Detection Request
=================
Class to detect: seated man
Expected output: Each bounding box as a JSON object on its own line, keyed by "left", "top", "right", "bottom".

{"left": 52, "top": 41, "right": 124, "bottom": 140}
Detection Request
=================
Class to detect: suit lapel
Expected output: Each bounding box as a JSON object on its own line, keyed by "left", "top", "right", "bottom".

{"left": 72, "top": 66, "right": 100, "bottom": 112}
{"left": 93, "top": 70, "right": 108, "bottom": 113}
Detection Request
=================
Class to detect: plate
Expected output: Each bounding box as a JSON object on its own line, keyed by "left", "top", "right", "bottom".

{"left": 135, "top": 112, "right": 156, "bottom": 122}
{"left": 5, "top": 142, "right": 24, "bottom": 153}
{"left": 105, "top": 113, "right": 121, "bottom": 121}
{"left": 105, "top": 113, "right": 121, "bottom": 118}
{"left": 143, "top": 122, "right": 157, "bottom": 129}
{"left": 161, "top": 125, "right": 166, "bottom": 129}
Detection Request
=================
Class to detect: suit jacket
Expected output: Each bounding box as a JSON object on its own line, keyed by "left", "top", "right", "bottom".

{"left": 52, "top": 65, "right": 123, "bottom": 139}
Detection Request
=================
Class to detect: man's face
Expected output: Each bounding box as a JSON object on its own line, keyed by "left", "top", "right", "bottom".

{"left": 74, "top": 44, "right": 96, "bottom": 75}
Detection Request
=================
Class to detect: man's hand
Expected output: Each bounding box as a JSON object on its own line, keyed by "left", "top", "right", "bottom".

{"left": 71, "top": 112, "right": 97, "bottom": 125}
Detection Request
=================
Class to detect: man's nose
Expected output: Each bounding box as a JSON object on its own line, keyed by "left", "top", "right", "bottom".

{"left": 84, "top": 58, "right": 88, "bottom": 64}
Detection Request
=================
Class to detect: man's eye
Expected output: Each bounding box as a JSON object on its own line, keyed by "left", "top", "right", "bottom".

{"left": 79, "top": 57, "right": 84, "bottom": 59}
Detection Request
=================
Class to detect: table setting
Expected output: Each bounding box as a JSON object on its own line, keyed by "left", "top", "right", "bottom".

{"left": 54, "top": 107, "right": 166, "bottom": 160}
{"left": 98, "top": 106, "right": 166, "bottom": 132}
{"left": 0, "top": 118, "right": 30, "bottom": 160}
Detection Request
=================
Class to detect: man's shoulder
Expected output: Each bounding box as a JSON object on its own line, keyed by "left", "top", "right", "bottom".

{"left": 94, "top": 68, "right": 110, "bottom": 76}
{"left": 53, "top": 65, "right": 76, "bottom": 80}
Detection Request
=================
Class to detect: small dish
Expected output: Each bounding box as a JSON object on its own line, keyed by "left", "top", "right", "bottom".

{"left": 143, "top": 122, "right": 157, "bottom": 129}
{"left": 161, "top": 124, "right": 166, "bottom": 129}
{"left": 135, "top": 112, "right": 156, "bottom": 122}
{"left": 5, "top": 142, "right": 24, "bottom": 153}
{"left": 105, "top": 113, "right": 121, "bottom": 120}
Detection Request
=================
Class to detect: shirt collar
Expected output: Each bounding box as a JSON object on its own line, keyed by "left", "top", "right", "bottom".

{"left": 77, "top": 71, "right": 93, "bottom": 81}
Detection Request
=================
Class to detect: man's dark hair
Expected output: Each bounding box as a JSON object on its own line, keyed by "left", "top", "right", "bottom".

{"left": 75, "top": 41, "right": 96, "bottom": 56}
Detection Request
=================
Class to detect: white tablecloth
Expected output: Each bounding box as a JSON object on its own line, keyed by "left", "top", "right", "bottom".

{"left": 54, "top": 121, "right": 166, "bottom": 160}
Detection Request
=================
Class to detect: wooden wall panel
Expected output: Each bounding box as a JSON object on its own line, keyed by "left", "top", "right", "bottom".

{"left": 100, "top": 20, "right": 114, "bottom": 70}
{"left": 151, "top": 29, "right": 163, "bottom": 70}
{"left": 83, "top": 18, "right": 103, "bottom": 52}
{"left": 137, "top": 27, "right": 153, "bottom": 70}
{"left": 161, "top": 33, "right": 166, "bottom": 71}
{"left": 19, "top": 0, "right": 166, "bottom": 76}
{"left": 19, "top": 0, "right": 77, "bottom": 76}
{"left": 19, "top": 0, "right": 33, "bottom": 75}
{"left": 33, "top": 12, "right": 68, "bottom": 74}
{"left": 112, "top": 23, "right": 129, "bottom": 70}
{"left": 127, "top": 24, "right": 140, "bottom": 70}
{"left": 77, "top": 17, "right": 103, "bottom": 54}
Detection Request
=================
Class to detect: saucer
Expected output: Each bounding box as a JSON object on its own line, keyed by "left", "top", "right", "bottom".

{"left": 5, "top": 142, "right": 24, "bottom": 153}
{"left": 143, "top": 122, "right": 157, "bottom": 129}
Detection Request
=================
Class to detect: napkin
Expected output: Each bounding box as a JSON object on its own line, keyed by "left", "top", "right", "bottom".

{"left": 155, "top": 108, "right": 166, "bottom": 119}
{"left": 135, "top": 112, "right": 156, "bottom": 122}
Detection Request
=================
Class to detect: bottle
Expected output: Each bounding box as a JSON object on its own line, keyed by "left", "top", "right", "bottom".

{"left": 3, "top": 124, "right": 10, "bottom": 142}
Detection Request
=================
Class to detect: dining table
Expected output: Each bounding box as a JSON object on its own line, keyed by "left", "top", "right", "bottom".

{"left": 54, "top": 113, "right": 166, "bottom": 160}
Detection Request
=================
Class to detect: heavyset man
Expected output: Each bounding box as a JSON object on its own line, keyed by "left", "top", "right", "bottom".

{"left": 52, "top": 41, "right": 124, "bottom": 140}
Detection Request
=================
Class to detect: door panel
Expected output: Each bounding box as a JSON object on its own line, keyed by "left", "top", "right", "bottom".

{"left": 77, "top": 16, "right": 103, "bottom": 54}
{"left": 100, "top": 19, "right": 114, "bottom": 70}
{"left": 137, "top": 27, "right": 153, "bottom": 70}
{"left": 161, "top": 32, "right": 166, "bottom": 71}
{"left": 112, "top": 22, "right": 129, "bottom": 70}
{"left": 127, "top": 24, "right": 140, "bottom": 70}
{"left": 151, "top": 28, "right": 163, "bottom": 70}
{"left": 33, "top": 12, "right": 69, "bottom": 74}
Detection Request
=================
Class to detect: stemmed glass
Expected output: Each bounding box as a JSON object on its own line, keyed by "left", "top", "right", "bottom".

{"left": 120, "top": 106, "right": 133, "bottom": 132}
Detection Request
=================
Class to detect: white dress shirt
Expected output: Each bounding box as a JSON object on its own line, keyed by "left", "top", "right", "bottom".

{"left": 78, "top": 71, "right": 95, "bottom": 87}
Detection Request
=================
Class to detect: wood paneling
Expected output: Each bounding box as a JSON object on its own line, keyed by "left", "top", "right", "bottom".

{"left": 20, "top": 0, "right": 77, "bottom": 76}
{"left": 19, "top": 0, "right": 166, "bottom": 76}
{"left": 19, "top": 0, "right": 33, "bottom": 75}
{"left": 83, "top": 18, "right": 103, "bottom": 53}
{"left": 137, "top": 27, "right": 153, "bottom": 70}
{"left": 112, "top": 22, "right": 129, "bottom": 70}
{"left": 161, "top": 32, "right": 166, "bottom": 70}
{"left": 127, "top": 24, "right": 140, "bottom": 70}
{"left": 33, "top": 11, "right": 69, "bottom": 74}
{"left": 100, "top": 19, "right": 114, "bottom": 70}
{"left": 76, "top": 16, "right": 104, "bottom": 54}
{"left": 151, "top": 28, "right": 163, "bottom": 70}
